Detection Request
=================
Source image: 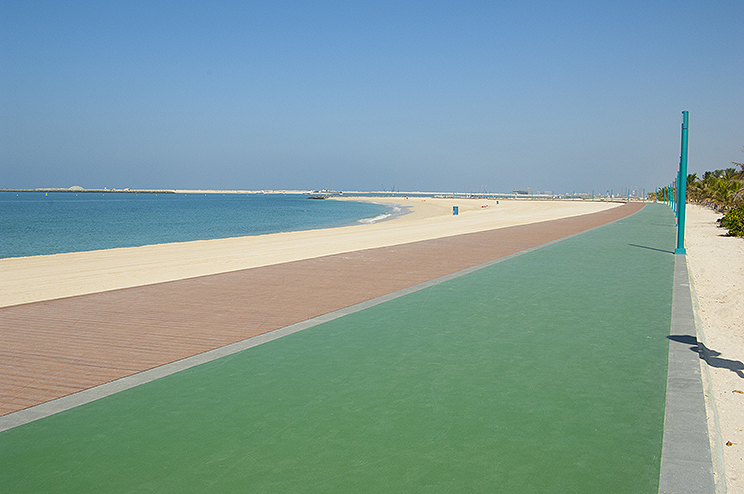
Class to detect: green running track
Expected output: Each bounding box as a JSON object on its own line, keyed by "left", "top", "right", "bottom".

{"left": 0, "top": 205, "right": 677, "bottom": 492}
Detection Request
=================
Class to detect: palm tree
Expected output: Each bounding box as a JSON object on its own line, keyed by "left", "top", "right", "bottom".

{"left": 686, "top": 173, "right": 703, "bottom": 203}
{"left": 678, "top": 147, "right": 744, "bottom": 211}
{"left": 711, "top": 178, "right": 739, "bottom": 210}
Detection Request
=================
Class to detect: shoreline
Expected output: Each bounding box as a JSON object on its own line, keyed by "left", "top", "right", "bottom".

{"left": 0, "top": 198, "right": 622, "bottom": 308}
{"left": 0, "top": 195, "right": 402, "bottom": 261}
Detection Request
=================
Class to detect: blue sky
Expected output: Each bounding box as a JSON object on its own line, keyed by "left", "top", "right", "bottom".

{"left": 2, "top": 1, "right": 742, "bottom": 193}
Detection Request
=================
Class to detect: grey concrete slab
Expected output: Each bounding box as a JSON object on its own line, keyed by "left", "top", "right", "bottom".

{"left": 658, "top": 254, "right": 716, "bottom": 493}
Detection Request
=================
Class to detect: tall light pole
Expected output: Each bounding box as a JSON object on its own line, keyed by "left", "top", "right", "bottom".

{"left": 675, "top": 111, "right": 689, "bottom": 255}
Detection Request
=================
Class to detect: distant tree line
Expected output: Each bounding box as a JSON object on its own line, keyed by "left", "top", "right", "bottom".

{"left": 654, "top": 148, "right": 744, "bottom": 213}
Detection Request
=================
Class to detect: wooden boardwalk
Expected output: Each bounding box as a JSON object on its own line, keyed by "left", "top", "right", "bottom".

{"left": 0, "top": 203, "right": 642, "bottom": 416}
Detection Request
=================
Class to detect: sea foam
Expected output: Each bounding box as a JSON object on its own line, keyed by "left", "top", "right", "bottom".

{"left": 357, "top": 205, "right": 405, "bottom": 224}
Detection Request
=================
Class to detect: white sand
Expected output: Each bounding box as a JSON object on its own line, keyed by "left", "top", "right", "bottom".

{"left": 0, "top": 198, "right": 620, "bottom": 307}
{"left": 685, "top": 204, "right": 744, "bottom": 493}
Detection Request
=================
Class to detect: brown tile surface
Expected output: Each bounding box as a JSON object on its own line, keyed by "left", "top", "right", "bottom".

{"left": 0, "top": 203, "right": 643, "bottom": 416}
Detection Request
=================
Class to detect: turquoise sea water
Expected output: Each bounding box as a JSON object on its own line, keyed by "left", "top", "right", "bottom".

{"left": 0, "top": 192, "right": 392, "bottom": 259}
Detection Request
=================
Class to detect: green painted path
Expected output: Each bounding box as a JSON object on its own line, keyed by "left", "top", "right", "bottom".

{"left": 0, "top": 205, "right": 677, "bottom": 493}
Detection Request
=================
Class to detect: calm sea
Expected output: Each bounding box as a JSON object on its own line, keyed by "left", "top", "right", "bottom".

{"left": 0, "top": 192, "right": 393, "bottom": 259}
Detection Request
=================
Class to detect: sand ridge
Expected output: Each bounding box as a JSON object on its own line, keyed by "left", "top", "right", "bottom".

{"left": 0, "top": 198, "right": 621, "bottom": 308}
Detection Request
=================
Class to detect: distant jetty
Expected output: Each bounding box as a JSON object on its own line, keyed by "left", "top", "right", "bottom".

{"left": 2, "top": 187, "right": 175, "bottom": 194}
{"left": 1, "top": 187, "right": 346, "bottom": 196}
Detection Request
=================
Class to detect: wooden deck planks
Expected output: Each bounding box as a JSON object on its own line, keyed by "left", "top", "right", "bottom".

{"left": 0, "top": 203, "right": 643, "bottom": 416}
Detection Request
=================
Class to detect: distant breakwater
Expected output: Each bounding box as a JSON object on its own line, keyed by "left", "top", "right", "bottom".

{"left": 2, "top": 188, "right": 175, "bottom": 194}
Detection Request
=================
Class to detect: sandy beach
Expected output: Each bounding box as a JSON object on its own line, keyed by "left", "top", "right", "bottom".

{"left": 685, "top": 204, "right": 744, "bottom": 493}
{"left": 4, "top": 197, "right": 738, "bottom": 491}
{"left": 0, "top": 197, "right": 621, "bottom": 308}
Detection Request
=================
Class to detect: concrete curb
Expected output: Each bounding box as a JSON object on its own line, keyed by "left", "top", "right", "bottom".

{"left": 658, "top": 255, "right": 716, "bottom": 493}
{"left": 688, "top": 257, "right": 728, "bottom": 493}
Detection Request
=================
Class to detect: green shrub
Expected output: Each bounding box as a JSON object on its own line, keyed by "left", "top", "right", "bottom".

{"left": 718, "top": 206, "right": 744, "bottom": 237}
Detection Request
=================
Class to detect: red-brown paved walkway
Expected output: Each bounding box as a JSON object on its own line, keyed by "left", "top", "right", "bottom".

{"left": 0, "top": 203, "right": 643, "bottom": 416}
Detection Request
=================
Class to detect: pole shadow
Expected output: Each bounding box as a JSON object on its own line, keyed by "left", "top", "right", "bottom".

{"left": 668, "top": 335, "right": 744, "bottom": 378}
{"left": 629, "top": 244, "right": 675, "bottom": 254}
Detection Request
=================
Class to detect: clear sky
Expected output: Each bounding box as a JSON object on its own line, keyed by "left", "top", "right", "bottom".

{"left": 2, "top": 1, "right": 742, "bottom": 194}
